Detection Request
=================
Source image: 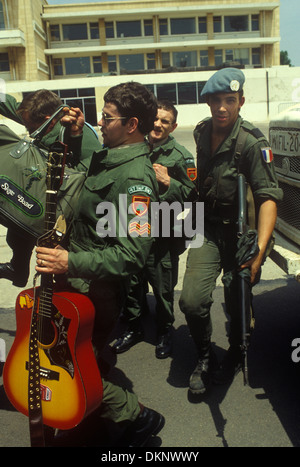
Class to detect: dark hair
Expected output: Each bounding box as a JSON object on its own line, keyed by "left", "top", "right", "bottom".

{"left": 157, "top": 99, "right": 178, "bottom": 123}
{"left": 104, "top": 81, "right": 158, "bottom": 135}
{"left": 18, "top": 89, "right": 62, "bottom": 125}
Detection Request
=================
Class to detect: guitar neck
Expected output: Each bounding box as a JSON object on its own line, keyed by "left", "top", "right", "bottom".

{"left": 39, "top": 275, "right": 54, "bottom": 314}
{"left": 39, "top": 145, "right": 67, "bottom": 289}
{"left": 44, "top": 191, "right": 58, "bottom": 234}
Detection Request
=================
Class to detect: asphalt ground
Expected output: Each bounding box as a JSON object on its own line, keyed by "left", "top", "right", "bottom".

{"left": 1, "top": 124, "right": 300, "bottom": 451}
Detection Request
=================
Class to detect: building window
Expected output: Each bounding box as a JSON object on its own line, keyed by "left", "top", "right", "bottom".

{"left": 225, "top": 48, "right": 249, "bottom": 65}
{"left": 197, "top": 82, "right": 207, "bottom": 103}
{"left": 178, "top": 82, "right": 197, "bottom": 105}
{"left": 0, "top": 52, "right": 9, "bottom": 72}
{"left": 159, "top": 19, "right": 168, "bottom": 36}
{"left": 213, "top": 16, "right": 222, "bottom": 33}
{"left": 63, "top": 24, "right": 88, "bottom": 41}
{"left": 93, "top": 56, "right": 102, "bottom": 73}
{"left": 105, "top": 22, "right": 114, "bottom": 38}
{"left": 151, "top": 81, "right": 207, "bottom": 105}
{"left": 237, "top": 48, "right": 250, "bottom": 64}
{"left": 0, "top": 1, "right": 5, "bottom": 30}
{"left": 224, "top": 15, "right": 249, "bottom": 32}
{"left": 119, "top": 54, "right": 144, "bottom": 72}
{"left": 251, "top": 14, "right": 259, "bottom": 31}
{"left": 156, "top": 83, "right": 177, "bottom": 105}
{"left": 162, "top": 52, "right": 170, "bottom": 68}
{"left": 53, "top": 58, "right": 63, "bottom": 75}
{"left": 50, "top": 25, "right": 61, "bottom": 41}
{"left": 200, "top": 50, "right": 208, "bottom": 67}
{"left": 144, "top": 19, "right": 153, "bottom": 36}
{"left": 198, "top": 17, "right": 207, "bottom": 34}
{"left": 145, "top": 84, "right": 155, "bottom": 95}
{"left": 116, "top": 21, "right": 141, "bottom": 38}
{"left": 225, "top": 49, "right": 234, "bottom": 62}
{"left": 65, "top": 56, "right": 90, "bottom": 75}
{"left": 51, "top": 88, "right": 97, "bottom": 126}
{"left": 214, "top": 49, "right": 223, "bottom": 66}
{"left": 147, "top": 53, "right": 156, "bottom": 70}
{"left": 90, "top": 22, "right": 99, "bottom": 39}
{"left": 170, "top": 18, "right": 196, "bottom": 35}
{"left": 173, "top": 51, "right": 197, "bottom": 68}
{"left": 108, "top": 55, "right": 117, "bottom": 72}
{"left": 252, "top": 47, "right": 261, "bottom": 65}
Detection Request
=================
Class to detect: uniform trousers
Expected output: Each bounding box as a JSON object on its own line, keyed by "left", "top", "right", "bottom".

{"left": 81, "top": 279, "right": 141, "bottom": 425}
{"left": 179, "top": 219, "right": 243, "bottom": 356}
{"left": 5, "top": 227, "right": 36, "bottom": 283}
{"left": 123, "top": 239, "right": 179, "bottom": 335}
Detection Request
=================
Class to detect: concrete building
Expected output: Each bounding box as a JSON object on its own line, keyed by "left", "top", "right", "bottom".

{"left": 0, "top": 0, "right": 49, "bottom": 82}
{"left": 0, "top": 0, "right": 298, "bottom": 131}
{"left": 41, "top": 0, "right": 280, "bottom": 78}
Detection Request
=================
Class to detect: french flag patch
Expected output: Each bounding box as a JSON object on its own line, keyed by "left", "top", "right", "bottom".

{"left": 261, "top": 147, "right": 273, "bottom": 163}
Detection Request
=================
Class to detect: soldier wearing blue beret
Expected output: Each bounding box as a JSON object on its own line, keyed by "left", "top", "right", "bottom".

{"left": 179, "top": 67, "right": 283, "bottom": 395}
{"left": 201, "top": 67, "right": 245, "bottom": 96}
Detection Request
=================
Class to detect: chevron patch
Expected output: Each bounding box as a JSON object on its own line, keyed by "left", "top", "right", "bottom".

{"left": 129, "top": 221, "right": 151, "bottom": 237}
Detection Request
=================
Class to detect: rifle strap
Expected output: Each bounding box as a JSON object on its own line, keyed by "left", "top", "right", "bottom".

{"left": 234, "top": 127, "right": 256, "bottom": 229}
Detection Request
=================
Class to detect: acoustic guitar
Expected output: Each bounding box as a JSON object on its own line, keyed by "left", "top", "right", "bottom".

{"left": 3, "top": 136, "right": 102, "bottom": 440}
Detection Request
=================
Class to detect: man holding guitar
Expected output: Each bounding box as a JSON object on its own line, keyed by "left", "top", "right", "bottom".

{"left": 35, "top": 82, "right": 165, "bottom": 447}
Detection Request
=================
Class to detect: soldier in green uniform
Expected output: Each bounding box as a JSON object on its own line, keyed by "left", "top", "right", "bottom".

{"left": 0, "top": 90, "right": 101, "bottom": 287}
{"left": 112, "top": 100, "right": 197, "bottom": 359}
{"left": 179, "top": 68, "right": 283, "bottom": 395}
{"left": 35, "top": 82, "right": 165, "bottom": 447}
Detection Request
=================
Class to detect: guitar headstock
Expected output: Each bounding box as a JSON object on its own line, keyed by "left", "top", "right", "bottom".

{"left": 46, "top": 140, "right": 68, "bottom": 194}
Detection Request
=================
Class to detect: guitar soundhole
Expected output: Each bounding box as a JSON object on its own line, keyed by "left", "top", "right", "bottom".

{"left": 38, "top": 304, "right": 75, "bottom": 378}
{"left": 38, "top": 316, "right": 57, "bottom": 348}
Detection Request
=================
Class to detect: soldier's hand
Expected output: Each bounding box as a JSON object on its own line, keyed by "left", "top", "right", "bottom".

{"left": 36, "top": 245, "right": 69, "bottom": 275}
{"left": 240, "top": 251, "right": 262, "bottom": 284}
{"left": 153, "top": 163, "right": 171, "bottom": 187}
{"left": 61, "top": 107, "right": 84, "bottom": 137}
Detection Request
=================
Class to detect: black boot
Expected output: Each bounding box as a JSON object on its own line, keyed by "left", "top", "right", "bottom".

{"left": 119, "top": 407, "right": 165, "bottom": 447}
{"left": 111, "top": 328, "right": 143, "bottom": 354}
{"left": 155, "top": 328, "right": 172, "bottom": 359}
{"left": 189, "top": 348, "right": 217, "bottom": 395}
{"left": 0, "top": 261, "right": 29, "bottom": 287}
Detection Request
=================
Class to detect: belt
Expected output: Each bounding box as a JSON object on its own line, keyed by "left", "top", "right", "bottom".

{"left": 204, "top": 202, "right": 237, "bottom": 224}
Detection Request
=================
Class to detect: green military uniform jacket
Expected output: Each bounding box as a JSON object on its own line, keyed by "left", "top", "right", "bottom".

{"left": 194, "top": 115, "right": 283, "bottom": 221}
{"left": 149, "top": 134, "right": 198, "bottom": 260}
{"left": 0, "top": 94, "right": 101, "bottom": 159}
{"left": 150, "top": 134, "right": 197, "bottom": 204}
{"left": 66, "top": 142, "right": 159, "bottom": 294}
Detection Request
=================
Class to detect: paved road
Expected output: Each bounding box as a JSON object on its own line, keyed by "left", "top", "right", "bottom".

{"left": 1, "top": 125, "right": 300, "bottom": 448}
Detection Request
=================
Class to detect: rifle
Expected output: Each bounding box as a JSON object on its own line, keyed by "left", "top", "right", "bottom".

{"left": 237, "top": 173, "right": 251, "bottom": 385}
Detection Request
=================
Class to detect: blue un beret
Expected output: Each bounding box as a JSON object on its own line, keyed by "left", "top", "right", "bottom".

{"left": 201, "top": 68, "right": 245, "bottom": 97}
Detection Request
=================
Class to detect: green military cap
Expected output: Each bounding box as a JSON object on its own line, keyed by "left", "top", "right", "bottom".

{"left": 201, "top": 67, "right": 245, "bottom": 97}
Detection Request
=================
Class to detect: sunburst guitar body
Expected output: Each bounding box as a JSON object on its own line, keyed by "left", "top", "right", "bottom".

{"left": 3, "top": 287, "right": 103, "bottom": 430}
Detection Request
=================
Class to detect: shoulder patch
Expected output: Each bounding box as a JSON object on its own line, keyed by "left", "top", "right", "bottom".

{"left": 251, "top": 127, "right": 265, "bottom": 139}
{"left": 184, "top": 158, "right": 195, "bottom": 165}
{"left": 187, "top": 168, "right": 197, "bottom": 181}
{"left": 128, "top": 184, "right": 152, "bottom": 195}
{"left": 241, "top": 121, "right": 266, "bottom": 140}
{"left": 131, "top": 195, "right": 150, "bottom": 216}
{"left": 261, "top": 147, "right": 274, "bottom": 163}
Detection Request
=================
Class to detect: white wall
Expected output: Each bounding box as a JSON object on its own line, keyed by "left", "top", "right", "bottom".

{"left": 1, "top": 65, "right": 300, "bottom": 135}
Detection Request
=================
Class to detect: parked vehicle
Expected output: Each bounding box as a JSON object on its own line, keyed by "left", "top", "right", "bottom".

{"left": 269, "top": 104, "right": 300, "bottom": 282}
